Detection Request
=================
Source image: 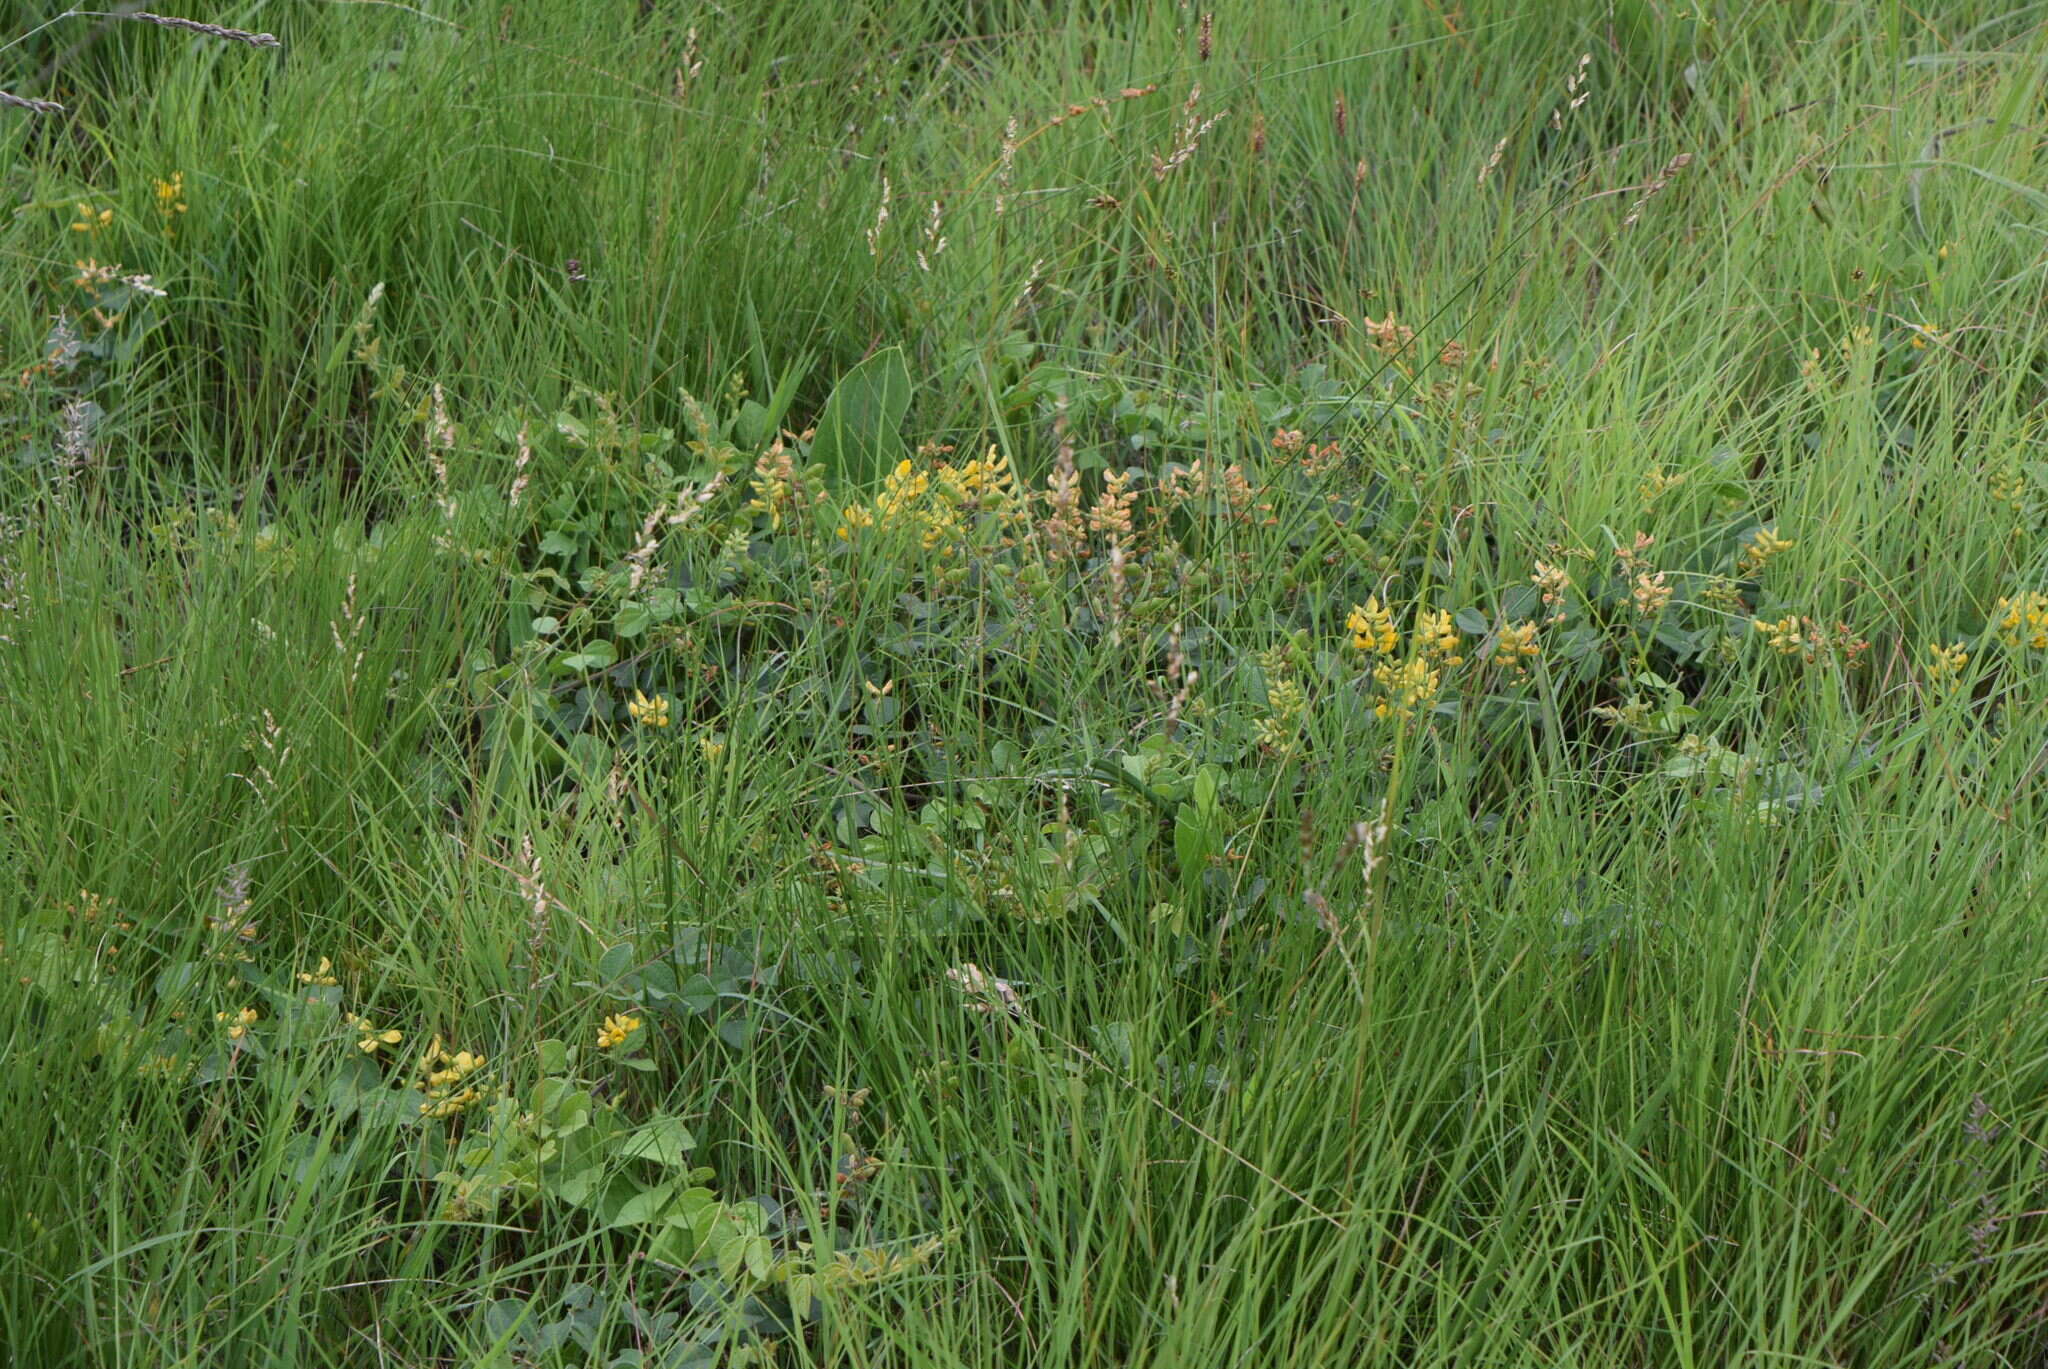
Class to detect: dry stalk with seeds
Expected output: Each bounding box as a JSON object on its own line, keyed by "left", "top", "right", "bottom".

{"left": 518, "top": 834, "right": 552, "bottom": 996}
{"left": 426, "top": 385, "right": 458, "bottom": 548}
{"left": 1, "top": 90, "right": 64, "bottom": 114}
{"left": 54, "top": 399, "right": 96, "bottom": 490}
{"left": 673, "top": 26, "right": 705, "bottom": 100}
{"left": 1161, "top": 626, "right": 1199, "bottom": 740}
{"left": 330, "top": 573, "right": 366, "bottom": 689}
{"left": 1621, "top": 153, "right": 1695, "bottom": 230}
{"left": 1476, "top": 136, "right": 1509, "bottom": 187}
{"left": 914, "top": 199, "right": 947, "bottom": 272}
{"left": 994, "top": 118, "right": 1019, "bottom": 216}
{"left": 238, "top": 709, "right": 293, "bottom": 800}
{"left": 625, "top": 476, "right": 726, "bottom": 592}
{"left": 0, "top": 515, "right": 27, "bottom": 645}
{"left": 1153, "top": 82, "right": 1228, "bottom": 180}
{"left": 866, "top": 173, "right": 892, "bottom": 258}
{"left": 506, "top": 423, "right": 534, "bottom": 510}
{"left": 1550, "top": 53, "right": 1592, "bottom": 130}
{"left": 127, "top": 12, "right": 281, "bottom": 48}
{"left": 5, "top": 9, "right": 278, "bottom": 118}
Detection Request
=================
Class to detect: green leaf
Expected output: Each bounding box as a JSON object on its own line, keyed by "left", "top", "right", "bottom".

{"left": 716, "top": 1233, "right": 748, "bottom": 1283}
{"left": 610, "top": 1180, "right": 678, "bottom": 1227}
{"left": 734, "top": 399, "right": 772, "bottom": 449}
{"left": 679, "top": 973, "right": 718, "bottom": 1015}
{"left": 537, "top": 1038, "right": 568, "bottom": 1074}
{"left": 558, "top": 641, "right": 617, "bottom": 672}
{"left": 597, "top": 943, "right": 635, "bottom": 985}
{"left": 323, "top": 1054, "right": 386, "bottom": 1119}
{"left": 568, "top": 734, "right": 610, "bottom": 784}
{"left": 614, "top": 601, "right": 653, "bottom": 638}
{"left": 809, "top": 346, "right": 911, "bottom": 480}
{"left": 744, "top": 1234, "right": 773, "bottom": 1282}
{"left": 619, "top": 1115, "right": 697, "bottom": 1168}
{"left": 154, "top": 960, "right": 202, "bottom": 1003}
{"left": 1174, "top": 808, "right": 1208, "bottom": 882}
{"left": 546, "top": 1164, "right": 605, "bottom": 1208}
{"left": 785, "top": 1272, "right": 815, "bottom": 1321}
{"left": 645, "top": 1203, "right": 719, "bottom": 1269}
{"left": 480, "top": 1298, "right": 531, "bottom": 1347}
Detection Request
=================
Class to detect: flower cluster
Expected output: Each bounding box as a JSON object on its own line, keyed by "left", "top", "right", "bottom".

{"left": 839, "top": 449, "right": 1021, "bottom": 550}
{"left": 417, "top": 1037, "right": 488, "bottom": 1118}
{"left": 1346, "top": 598, "right": 1470, "bottom": 720}
{"left": 1993, "top": 592, "right": 2048, "bottom": 651}
{"left": 1346, "top": 598, "right": 1398, "bottom": 656}
{"left": 597, "top": 1013, "right": 642, "bottom": 1049}
{"left": 1736, "top": 527, "right": 1794, "bottom": 579}
{"left": 744, "top": 438, "right": 824, "bottom": 530}
{"left": 154, "top": 172, "right": 188, "bottom": 237}
{"left": 215, "top": 1006, "right": 259, "bottom": 1040}
{"left": 346, "top": 1014, "right": 404, "bottom": 1055}
{"left": 1253, "top": 642, "right": 1310, "bottom": 752}
{"left": 1926, "top": 641, "right": 1970, "bottom": 688}
{"left": 628, "top": 689, "right": 671, "bottom": 727}
{"left": 1492, "top": 620, "right": 1540, "bottom": 674}
{"left": 1752, "top": 614, "right": 1871, "bottom": 668}
{"left": 1372, "top": 655, "right": 1442, "bottom": 721}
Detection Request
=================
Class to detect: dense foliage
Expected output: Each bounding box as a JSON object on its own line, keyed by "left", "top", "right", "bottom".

{"left": 4, "top": 3, "right": 2047, "bottom": 1365}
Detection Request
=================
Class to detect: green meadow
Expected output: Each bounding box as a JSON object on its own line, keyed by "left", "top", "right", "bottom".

{"left": 4, "top": 2, "right": 2047, "bottom": 1364}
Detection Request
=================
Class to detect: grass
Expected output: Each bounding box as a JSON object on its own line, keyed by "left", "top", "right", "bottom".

{"left": 4, "top": 1, "right": 2048, "bottom": 1365}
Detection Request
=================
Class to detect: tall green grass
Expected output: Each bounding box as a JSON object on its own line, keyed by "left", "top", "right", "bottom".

{"left": 4, "top": 2, "right": 2047, "bottom": 1365}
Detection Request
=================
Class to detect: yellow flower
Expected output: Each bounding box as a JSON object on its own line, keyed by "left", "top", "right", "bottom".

{"left": 935, "top": 445, "right": 1018, "bottom": 513}
{"left": 154, "top": 172, "right": 188, "bottom": 236}
{"left": 416, "top": 1037, "right": 487, "bottom": 1117}
{"left": 1989, "top": 462, "right": 2026, "bottom": 511}
{"left": 1926, "top": 641, "right": 1970, "bottom": 687}
{"left": 1753, "top": 615, "right": 1807, "bottom": 656}
{"left": 1371, "top": 656, "right": 1440, "bottom": 720}
{"left": 347, "top": 1014, "right": 402, "bottom": 1054}
{"left": 597, "top": 1013, "right": 642, "bottom": 1050}
{"left": 1346, "top": 598, "right": 1399, "bottom": 655}
{"left": 216, "top": 1006, "right": 259, "bottom": 1039}
{"left": 1492, "top": 620, "right": 1541, "bottom": 670}
{"left": 837, "top": 503, "right": 876, "bottom": 539}
{"left": 1736, "top": 520, "right": 1802, "bottom": 573}
{"left": 1993, "top": 592, "right": 2048, "bottom": 651}
{"left": 699, "top": 734, "right": 726, "bottom": 763}
{"left": 297, "top": 956, "right": 338, "bottom": 986}
{"left": 1415, "top": 609, "right": 1464, "bottom": 665}
{"left": 1638, "top": 467, "right": 1686, "bottom": 505}
{"left": 70, "top": 203, "right": 113, "bottom": 234}
{"left": 627, "top": 689, "right": 670, "bottom": 728}
{"left": 420, "top": 1089, "right": 481, "bottom": 1119}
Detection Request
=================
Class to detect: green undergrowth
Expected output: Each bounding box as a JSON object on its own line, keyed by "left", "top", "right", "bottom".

{"left": 4, "top": 2, "right": 2048, "bottom": 1366}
